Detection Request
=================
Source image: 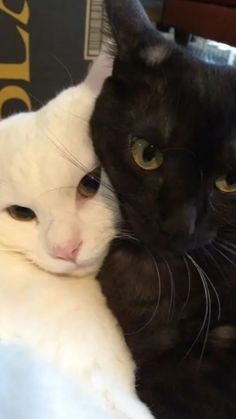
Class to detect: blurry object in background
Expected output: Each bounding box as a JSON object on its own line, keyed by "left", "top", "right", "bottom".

{"left": 164, "top": 28, "right": 236, "bottom": 66}
{"left": 190, "top": 38, "right": 236, "bottom": 65}
{"left": 0, "top": 0, "right": 88, "bottom": 118}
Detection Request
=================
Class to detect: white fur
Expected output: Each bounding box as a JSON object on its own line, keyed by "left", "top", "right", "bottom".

{"left": 0, "top": 54, "right": 154, "bottom": 419}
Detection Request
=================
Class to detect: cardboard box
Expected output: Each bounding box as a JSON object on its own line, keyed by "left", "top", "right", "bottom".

{"left": 0, "top": 0, "right": 89, "bottom": 118}
{"left": 0, "top": 0, "right": 161, "bottom": 119}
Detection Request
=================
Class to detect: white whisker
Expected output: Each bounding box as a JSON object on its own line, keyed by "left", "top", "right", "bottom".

{"left": 185, "top": 254, "right": 211, "bottom": 361}
{"left": 163, "top": 257, "right": 175, "bottom": 320}
{"left": 212, "top": 242, "right": 236, "bottom": 268}
{"left": 126, "top": 249, "right": 162, "bottom": 335}
{"left": 203, "top": 246, "right": 229, "bottom": 288}
{"left": 182, "top": 257, "right": 192, "bottom": 311}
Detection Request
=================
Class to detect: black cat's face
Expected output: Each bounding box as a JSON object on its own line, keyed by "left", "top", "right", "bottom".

{"left": 91, "top": 0, "right": 236, "bottom": 258}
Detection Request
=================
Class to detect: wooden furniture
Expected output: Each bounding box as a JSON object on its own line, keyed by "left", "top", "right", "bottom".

{"left": 161, "top": 0, "right": 236, "bottom": 47}
{"left": 142, "top": 0, "right": 164, "bottom": 21}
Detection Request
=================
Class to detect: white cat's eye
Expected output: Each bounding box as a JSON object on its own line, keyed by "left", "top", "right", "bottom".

{"left": 7, "top": 205, "right": 36, "bottom": 221}
{"left": 130, "top": 137, "right": 163, "bottom": 171}
{"left": 215, "top": 176, "right": 236, "bottom": 193}
{"left": 78, "top": 167, "right": 101, "bottom": 198}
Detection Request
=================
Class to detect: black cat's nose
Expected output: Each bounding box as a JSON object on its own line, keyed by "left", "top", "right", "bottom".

{"left": 160, "top": 204, "right": 197, "bottom": 237}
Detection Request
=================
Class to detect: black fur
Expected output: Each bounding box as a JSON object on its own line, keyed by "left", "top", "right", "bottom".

{"left": 90, "top": 1, "right": 236, "bottom": 417}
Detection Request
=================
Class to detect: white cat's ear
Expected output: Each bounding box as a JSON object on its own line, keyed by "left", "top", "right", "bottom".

{"left": 85, "top": 50, "right": 113, "bottom": 93}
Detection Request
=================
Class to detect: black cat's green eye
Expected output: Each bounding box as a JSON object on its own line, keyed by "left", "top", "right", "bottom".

{"left": 130, "top": 137, "right": 163, "bottom": 170}
{"left": 78, "top": 167, "right": 101, "bottom": 198}
{"left": 7, "top": 205, "right": 36, "bottom": 221}
{"left": 215, "top": 176, "right": 236, "bottom": 193}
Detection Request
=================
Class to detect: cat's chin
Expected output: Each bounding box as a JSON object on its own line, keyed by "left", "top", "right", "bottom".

{"left": 31, "top": 255, "right": 103, "bottom": 278}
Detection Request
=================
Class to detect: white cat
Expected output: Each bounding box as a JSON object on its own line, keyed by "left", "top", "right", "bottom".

{"left": 0, "top": 54, "right": 154, "bottom": 419}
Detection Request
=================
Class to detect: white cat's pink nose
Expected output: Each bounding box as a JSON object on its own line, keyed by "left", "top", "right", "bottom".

{"left": 53, "top": 242, "right": 81, "bottom": 262}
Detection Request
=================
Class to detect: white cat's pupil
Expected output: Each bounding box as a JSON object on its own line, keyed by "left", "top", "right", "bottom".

{"left": 7, "top": 206, "right": 36, "bottom": 222}
{"left": 78, "top": 167, "right": 101, "bottom": 198}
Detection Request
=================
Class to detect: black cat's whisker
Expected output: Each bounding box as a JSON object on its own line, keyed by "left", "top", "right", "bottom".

{"left": 181, "top": 256, "right": 192, "bottom": 311}
{"left": 217, "top": 238, "right": 236, "bottom": 250}
{"left": 209, "top": 198, "right": 226, "bottom": 216}
{"left": 125, "top": 250, "right": 162, "bottom": 336}
{"left": 209, "top": 198, "right": 236, "bottom": 224}
{"left": 185, "top": 254, "right": 211, "bottom": 361}
{"left": 212, "top": 242, "right": 236, "bottom": 268}
{"left": 209, "top": 199, "right": 216, "bottom": 214}
{"left": 197, "top": 250, "right": 222, "bottom": 321}
{"left": 185, "top": 254, "right": 221, "bottom": 356}
{"left": 115, "top": 233, "right": 140, "bottom": 243}
{"left": 215, "top": 240, "right": 236, "bottom": 256}
{"left": 203, "top": 246, "right": 230, "bottom": 290}
{"left": 119, "top": 228, "right": 139, "bottom": 238}
{"left": 163, "top": 257, "right": 175, "bottom": 320}
{"left": 115, "top": 226, "right": 141, "bottom": 243}
{"left": 208, "top": 198, "right": 226, "bottom": 218}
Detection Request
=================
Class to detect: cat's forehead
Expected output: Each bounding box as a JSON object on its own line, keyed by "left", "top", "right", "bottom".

{"left": 0, "top": 91, "right": 97, "bottom": 203}
{"left": 106, "top": 55, "right": 236, "bottom": 151}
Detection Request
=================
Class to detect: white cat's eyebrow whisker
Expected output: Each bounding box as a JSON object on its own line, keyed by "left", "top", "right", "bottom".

{"left": 43, "top": 130, "right": 115, "bottom": 194}
{"left": 45, "top": 130, "right": 90, "bottom": 173}
{"left": 37, "top": 185, "right": 76, "bottom": 199}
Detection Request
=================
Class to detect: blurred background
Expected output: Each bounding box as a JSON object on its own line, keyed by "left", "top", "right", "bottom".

{"left": 0, "top": 0, "right": 236, "bottom": 118}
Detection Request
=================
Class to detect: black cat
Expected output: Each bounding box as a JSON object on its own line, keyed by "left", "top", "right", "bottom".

{"left": 90, "top": 1, "right": 236, "bottom": 418}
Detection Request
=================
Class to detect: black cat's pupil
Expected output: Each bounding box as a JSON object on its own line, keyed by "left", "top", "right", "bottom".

{"left": 79, "top": 167, "right": 101, "bottom": 196}
{"left": 226, "top": 172, "right": 236, "bottom": 186}
{"left": 143, "top": 145, "right": 156, "bottom": 162}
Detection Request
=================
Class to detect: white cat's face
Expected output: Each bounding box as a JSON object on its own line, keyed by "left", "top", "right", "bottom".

{"left": 0, "top": 78, "right": 118, "bottom": 277}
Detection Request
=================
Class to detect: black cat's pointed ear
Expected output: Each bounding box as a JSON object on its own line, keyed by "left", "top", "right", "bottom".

{"left": 104, "top": 0, "right": 169, "bottom": 64}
